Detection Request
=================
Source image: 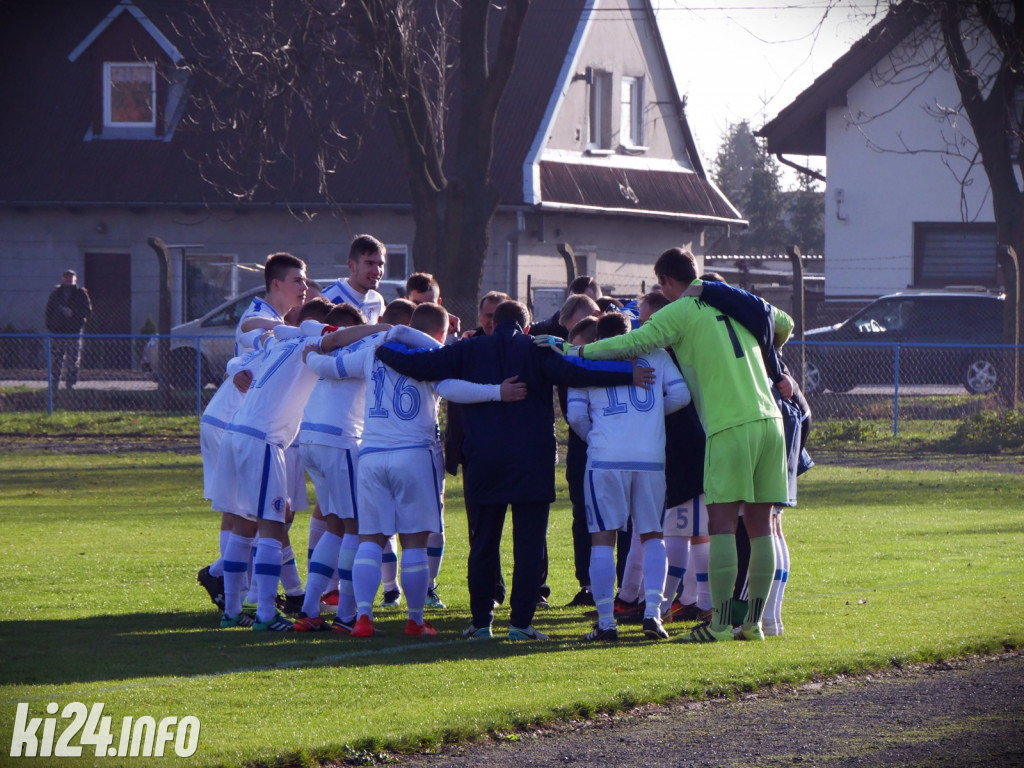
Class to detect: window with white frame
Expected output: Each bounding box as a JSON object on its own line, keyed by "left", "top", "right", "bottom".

{"left": 620, "top": 75, "right": 644, "bottom": 147}
{"left": 384, "top": 244, "right": 410, "bottom": 279}
{"left": 104, "top": 62, "right": 156, "bottom": 128}
{"left": 587, "top": 68, "right": 613, "bottom": 151}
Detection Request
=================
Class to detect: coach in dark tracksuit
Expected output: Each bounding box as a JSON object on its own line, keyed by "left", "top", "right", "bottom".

{"left": 377, "top": 300, "right": 642, "bottom": 636}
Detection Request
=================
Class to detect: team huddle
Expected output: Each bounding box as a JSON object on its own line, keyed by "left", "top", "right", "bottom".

{"left": 195, "top": 235, "right": 811, "bottom": 643}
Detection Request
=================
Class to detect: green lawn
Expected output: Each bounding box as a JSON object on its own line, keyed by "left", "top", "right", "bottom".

{"left": 0, "top": 451, "right": 1021, "bottom": 767}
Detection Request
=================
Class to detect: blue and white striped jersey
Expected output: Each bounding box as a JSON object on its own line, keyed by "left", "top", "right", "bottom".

{"left": 567, "top": 348, "right": 690, "bottom": 469}
{"left": 235, "top": 297, "right": 283, "bottom": 357}
{"left": 322, "top": 280, "right": 385, "bottom": 323}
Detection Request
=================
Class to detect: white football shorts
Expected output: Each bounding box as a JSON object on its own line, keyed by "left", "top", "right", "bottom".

{"left": 584, "top": 468, "right": 666, "bottom": 535}
{"left": 300, "top": 443, "right": 359, "bottom": 521}
{"left": 663, "top": 494, "right": 708, "bottom": 538}
{"left": 199, "top": 422, "right": 224, "bottom": 502}
{"left": 284, "top": 444, "right": 308, "bottom": 513}
{"left": 213, "top": 431, "right": 291, "bottom": 523}
{"left": 356, "top": 445, "right": 444, "bottom": 536}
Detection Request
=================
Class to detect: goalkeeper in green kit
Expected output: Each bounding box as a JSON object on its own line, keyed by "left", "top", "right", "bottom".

{"left": 535, "top": 247, "right": 795, "bottom": 642}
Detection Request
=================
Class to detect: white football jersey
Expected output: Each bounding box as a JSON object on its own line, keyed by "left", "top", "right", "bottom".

{"left": 567, "top": 348, "right": 690, "bottom": 468}
{"left": 235, "top": 296, "right": 283, "bottom": 356}
{"left": 299, "top": 332, "right": 386, "bottom": 448}
{"left": 227, "top": 333, "right": 322, "bottom": 447}
{"left": 199, "top": 347, "right": 265, "bottom": 429}
{"left": 322, "top": 279, "right": 385, "bottom": 323}
{"left": 335, "top": 326, "right": 501, "bottom": 450}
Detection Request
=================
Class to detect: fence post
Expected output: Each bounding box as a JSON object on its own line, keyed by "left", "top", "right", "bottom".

{"left": 45, "top": 335, "right": 53, "bottom": 416}
{"left": 196, "top": 336, "right": 203, "bottom": 418}
{"left": 787, "top": 245, "right": 805, "bottom": 390}
{"left": 893, "top": 344, "right": 900, "bottom": 436}
{"left": 997, "top": 245, "right": 1019, "bottom": 409}
{"left": 147, "top": 237, "right": 173, "bottom": 410}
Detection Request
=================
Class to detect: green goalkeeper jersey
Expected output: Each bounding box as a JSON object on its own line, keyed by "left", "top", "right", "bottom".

{"left": 582, "top": 290, "right": 794, "bottom": 437}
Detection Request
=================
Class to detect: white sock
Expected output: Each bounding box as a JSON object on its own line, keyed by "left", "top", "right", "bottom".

{"left": 352, "top": 541, "right": 383, "bottom": 620}
{"left": 254, "top": 538, "right": 283, "bottom": 624}
{"left": 307, "top": 516, "right": 327, "bottom": 563}
{"left": 400, "top": 547, "right": 429, "bottom": 624}
{"left": 245, "top": 533, "right": 259, "bottom": 603}
{"left": 208, "top": 530, "right": 232, "bottom": 578}
{"left": 280, "top": 545, "right": 304, "bottom": 596}
{"left": 381, "top": 535, "right": 399, "bottom": 592}
{"left": 589, "top": 545, "right": 616, "bottom": 630}
{"left": 662, "top": 537, "right": 689, "bottom": 614}
{"left": 302, "top": 531, "right": 342, "bottom": 618}
{"left": 222, "top": 533, "right": 254, "bottom": 617}
{"left": 642, "top": 538, "right": 668, "bottom": 619}
{"left": 337, "top": 533, "right": 359, "bottom": 622}
{"left": 774, "top": 526, "right": 790, "bottom": 626}
{"left": 618, "top": 527, "right": 644, "bottom": 603}
{"left": 426, "top": 531, "right": 445, "bottom": 585}
{"left": 690, "top": 540, "right": 711, "bottom": 610}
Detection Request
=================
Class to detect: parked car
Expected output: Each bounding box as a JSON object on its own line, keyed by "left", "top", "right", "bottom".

{"left": 799, "top": 290, "right": 1006, "bottom": 395}
{"left": 142, "top": 278, "right": 408, "bottom": 387}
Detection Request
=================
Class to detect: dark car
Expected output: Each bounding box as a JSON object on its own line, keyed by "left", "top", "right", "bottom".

{"left": 799, "top": 291, "right": 1006, "bottom": 395}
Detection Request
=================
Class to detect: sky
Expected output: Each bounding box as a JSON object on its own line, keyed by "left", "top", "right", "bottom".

{"left": 652, "top": 1, "right": 881, "bottom": 183}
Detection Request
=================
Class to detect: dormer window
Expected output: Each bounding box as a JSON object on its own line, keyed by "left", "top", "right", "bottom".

{"left": 104, "top": 62, "right": 156, "bottom": 128}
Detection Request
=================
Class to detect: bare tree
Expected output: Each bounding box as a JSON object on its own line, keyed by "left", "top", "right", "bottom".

{"left": 181, "top": 0, "right": 530, "bottom": 306}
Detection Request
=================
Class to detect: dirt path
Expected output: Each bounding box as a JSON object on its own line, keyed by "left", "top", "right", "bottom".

{"left": 394, "top": 652, "right": 1024, "bottom": 768}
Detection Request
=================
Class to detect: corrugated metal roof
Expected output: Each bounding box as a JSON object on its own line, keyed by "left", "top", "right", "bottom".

{"left": 539, "top": 161, "right": 744, "bottom": 223}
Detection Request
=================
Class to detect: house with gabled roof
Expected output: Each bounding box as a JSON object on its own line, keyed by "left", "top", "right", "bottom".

{"left": 0, "top": 0, "right": 742, "bottom": 356}
{"left": 758, "top": 2, "right": 1000, "bottom": 306}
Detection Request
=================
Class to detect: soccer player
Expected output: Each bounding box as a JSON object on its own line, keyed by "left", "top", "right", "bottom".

{"left": 196, "top": 253, "right": 310, "bottom": 611}
{"left": 215, "top": 302, "right": 389, "bottom": 631}
{"left": 536, "top": 248, "right": 794, "bottom": 643}
{"left": 292, "top": 303, "right": 369, "bottom": 633}
{"left": 334, "top": 303, "right": 527, "bottom": 637}
{"left": 323, "top": 234, "right": 387, "bottom": 323}
{"left": 567, "top": 312, "right": 690, "bottom": 642}
{"left": 377, "top": 300, "right": 652, "bottom": 641}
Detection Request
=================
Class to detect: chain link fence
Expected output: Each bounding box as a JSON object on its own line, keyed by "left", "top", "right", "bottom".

{"left": 785, "top": 340, "right": 1022, "bottom": 433}
{"left": 3, "top": 334, "right": 1021, "bottom": 432}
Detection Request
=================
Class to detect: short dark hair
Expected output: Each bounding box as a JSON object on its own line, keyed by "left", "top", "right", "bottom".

{"left": 493, "top": 300, "right": 530, "bottom": 328}
{"left": 596, "top": 296, "right": 623, "bottom": 312}
{"left": 654, "top": 247, "right": 697, "bottom": 286}
{"left": 700, "top": 271, "right": 727, "bottom": 283}
{"left": 479, "top": 290, "right": 510, "bottom": 310}
{"left": 297, "top": 297, "right": 333, "bottom": 324}
{"left": 264, "top": 252, "right": 305, "bottom": 291}
{"left": 405, "top": 272, "right": 439, "bottom": 297}
{"left": 640, "top": 291, "right": 670, "bottom": 314}
{"left": 596, "top": 312, "right": 630, "bottom": 340}
{"left": 325, "top": 303, "right": 366, "bottom": 327}
{"left": 348, "top": 234, "right": 386, "bottom": 263}
{"left": 568, "top": 315, "right": 598, "bottom": 344}
{"left": 381, "top": 298, "right": 416, "bottom": 326}
{"left": 569, "top": 275, "right": 599, "bottom": 295}
{"left": 410, "top": 302, "right": 449, "bottom": 337}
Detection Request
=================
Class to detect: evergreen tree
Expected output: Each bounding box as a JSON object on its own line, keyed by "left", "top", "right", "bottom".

{"left": 787, "top": 174, "right": 825, "bottom": 254}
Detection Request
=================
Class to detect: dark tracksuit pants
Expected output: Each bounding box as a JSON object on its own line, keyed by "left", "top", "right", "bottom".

{"left": 466, "top": 501, "right": 549, "bottom": 630}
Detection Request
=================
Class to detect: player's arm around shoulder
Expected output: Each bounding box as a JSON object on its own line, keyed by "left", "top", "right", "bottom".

{"left": 655, "top": 349, "right": 691, "bottom": 413}
{"left": 582, "top": 300, "right": 686, "bottom": 361}
{"left": 565, "top": 386, "right": 592, "bottom": 441}
{"left": 772, "top": 306, "right": 795, "bottom": 348}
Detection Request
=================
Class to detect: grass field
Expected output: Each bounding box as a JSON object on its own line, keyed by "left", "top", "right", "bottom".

{"left": 1, "top": 450, "right": 1022, "bottom": 767}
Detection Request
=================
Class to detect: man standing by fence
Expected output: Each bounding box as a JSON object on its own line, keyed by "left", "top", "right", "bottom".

{"left": 45, "top": 269, "right": 92, "bottom": 390}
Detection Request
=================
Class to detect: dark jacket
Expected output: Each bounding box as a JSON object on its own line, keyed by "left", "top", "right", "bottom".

{"left": 45, "top": 284, "right": 92, "bottom": 334}
{"left": 377, "top": 320, "right": 635, "bottom": 504}
{"left": 528, "top": 310, "right": 567, "bottom": 340}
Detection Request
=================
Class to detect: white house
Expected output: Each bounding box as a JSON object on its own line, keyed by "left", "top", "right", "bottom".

{"left": 758, "top": 3, "right": 999, "bottom": 304}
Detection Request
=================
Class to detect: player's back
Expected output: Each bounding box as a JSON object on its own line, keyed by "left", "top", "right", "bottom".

{"left": 575, "top": 348, "right": 680, "bottom": 466}
{"left": 230, "top": 334, "right": 320, "bottom": 446}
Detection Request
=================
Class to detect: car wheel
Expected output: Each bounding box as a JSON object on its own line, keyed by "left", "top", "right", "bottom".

{"left": 963, "top": 358, "right": 999, "bottom": 395}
